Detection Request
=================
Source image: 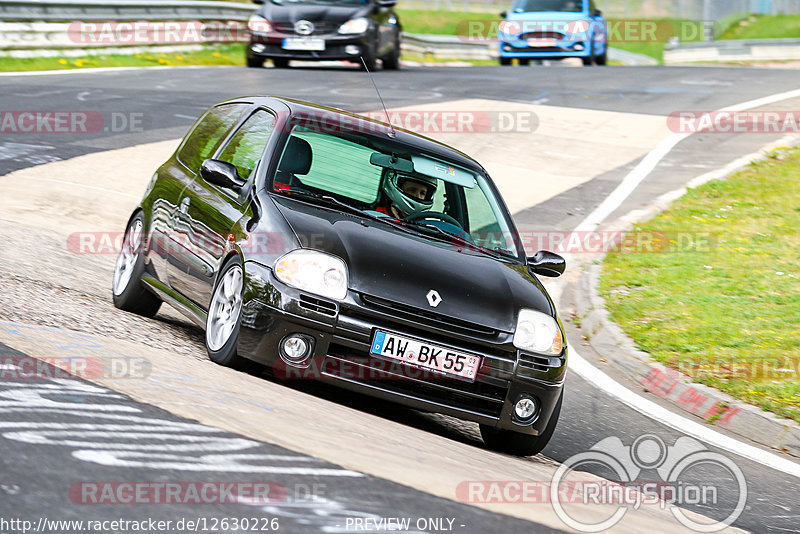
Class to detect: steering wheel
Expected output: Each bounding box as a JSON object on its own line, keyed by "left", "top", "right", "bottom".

{"left": 405, "top": 210, "right": 463, "bottom": 228}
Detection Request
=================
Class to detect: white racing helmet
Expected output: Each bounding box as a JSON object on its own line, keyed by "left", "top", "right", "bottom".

{"left": 382, "top": 171, "right": 437, "bottom": 217}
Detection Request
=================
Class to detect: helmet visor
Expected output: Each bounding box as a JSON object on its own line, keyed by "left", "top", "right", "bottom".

{"left": 397, "top": 176, "right": 436, "bottom": 203}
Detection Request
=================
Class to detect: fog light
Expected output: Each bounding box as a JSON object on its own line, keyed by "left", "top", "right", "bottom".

{"left": 251, "top": 43, "right": 266, "bottom": 53}
{"left": 281, "top": 334, "right": 311, "bottom": 363}
{"left": 574, "top": 43, "right": 584, "bottom": 51}
{"left": 502, "top": 44, "right": 512, "bottom": 52}
{"left": 514, "top": 395, "right": 539, "bottom": 422}
{"left": 345, "top": 45, "right": 360, "bottom": 55}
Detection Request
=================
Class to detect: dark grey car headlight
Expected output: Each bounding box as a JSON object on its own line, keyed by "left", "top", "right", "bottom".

{"left": 274, "top": 249, "right": 348, "bottom": 301}
{"left": 338, "top": 17, "right": 369, "bottom": 34}
{"left": 513, "top": 309, "right": 564, "bottom": 356}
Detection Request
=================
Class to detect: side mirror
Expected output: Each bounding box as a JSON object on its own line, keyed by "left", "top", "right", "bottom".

{"left": 200, "top": 159, "right": 245, "bottom": 191}
{"left": 593, "top": 8, "right": 602, "bottom": 16}
{"left": 253, "top": 0, "right": 264, "bottom": 4}
{"left": 376, "top": 0, "right": 397, "bottom": 7}
{"left": 527, "top": 250, "right": 566, "bottom": 278}
{"left": 500, "top": 10, "right": 507, "bottom": 18}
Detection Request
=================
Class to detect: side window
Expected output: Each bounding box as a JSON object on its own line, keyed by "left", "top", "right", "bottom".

{"left": 285, "top": 129, "right": 383, "bottom": 203}
{"left": 218, "top": 110, "right": 276, "bottom": 181}
{"left": 178, "top": 104, "right": 245, "bottom": 173}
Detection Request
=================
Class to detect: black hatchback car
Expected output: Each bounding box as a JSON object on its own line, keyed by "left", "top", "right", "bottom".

{"left": 112, "top": 97, "right": 567, "bottom": 456}
{"left": 246, "top": 0, "right": 401, "bottom": 70}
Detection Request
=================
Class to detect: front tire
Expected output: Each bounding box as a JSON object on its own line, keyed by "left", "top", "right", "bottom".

{"left": 246, "top": 54, "right": 263, "bottom": 68}
{"left": 381, "top": 36, "right": 401, "bottom": 70}
{"left": 112, "top": 213, "right": 161, "bottom": 317}
{"left": 205, "top": 257, "right": 246, "bottom": 368}
{"left": 480, "top": 390, "right": 563, "bottom": 456}
{"left": 361, "top": 48, "right": 377, "bottom": 71}
{"left": 596, "top": 49, "right": 607, "bottom": 65}
{"left": 499, "top": 57, "right": 512, "bottom": 66}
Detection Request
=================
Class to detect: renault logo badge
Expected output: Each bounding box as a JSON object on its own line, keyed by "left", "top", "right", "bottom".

{"left": 294, "top": 20, "right": 314, "bottom": 35}
{"left": 426, "top": 290, "right": 442, "bottom": 308}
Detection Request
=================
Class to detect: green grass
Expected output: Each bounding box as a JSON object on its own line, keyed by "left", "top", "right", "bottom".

{"left": 599, "top": 147, "right": 800, "bottom": 423}
{"left": 0, "top": 43, "right": 244, "bottom": 72}
{"left": 607, "top": 18, "right": 705, "bottom": 63}
{"left": 720, "top": 14, "right": 800, "bottom": 40}
{"left": 396, "top": 9, "right": 499, "bottom": 36}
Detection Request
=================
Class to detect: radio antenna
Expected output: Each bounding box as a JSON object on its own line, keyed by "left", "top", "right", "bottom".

{"left": 360, "top": 56, "right": 396, "bottom": 138}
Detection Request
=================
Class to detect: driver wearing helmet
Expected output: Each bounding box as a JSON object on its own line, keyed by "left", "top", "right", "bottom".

{"left": 377, "top": 171, "right": 437, "bottom": 219}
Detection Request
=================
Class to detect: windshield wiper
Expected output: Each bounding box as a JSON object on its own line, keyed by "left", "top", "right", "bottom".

{"left": 278, "top": 190, "right": 421, "bottom": 233}
{"left": 278, "top": 190, "right": 514, "bottom": 259}
{"left": 404, "top": 221, "right": 513, "bottom": 260}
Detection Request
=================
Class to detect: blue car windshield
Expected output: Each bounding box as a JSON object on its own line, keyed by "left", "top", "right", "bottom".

{"left": 512, "top": 0, "right": 583, "bottom": 12}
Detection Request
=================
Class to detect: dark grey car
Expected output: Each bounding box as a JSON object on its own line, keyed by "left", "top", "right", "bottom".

{"left": 246, "top": 0, "right": 401, "bottom": 69}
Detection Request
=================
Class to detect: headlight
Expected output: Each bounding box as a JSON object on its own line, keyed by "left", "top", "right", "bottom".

{"left": 513, "top": 309, "right": 563, "bottom": 355}
{"left": 274, "top": 249, "right": 348, "bottom": 301}
{"left": 248, "top": 14, "right": 272, "bottom": 34}
{"left": 338, "top": 17, "right": 369, "bottom": 34}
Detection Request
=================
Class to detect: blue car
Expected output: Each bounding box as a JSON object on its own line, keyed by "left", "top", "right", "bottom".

{"left": 498, "top": 0, "right": 607, "bottom": 66}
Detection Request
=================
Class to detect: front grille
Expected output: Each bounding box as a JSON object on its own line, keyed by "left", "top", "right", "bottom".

{"left": 272, "top": 21, "right": 338, "bottom": 35}
{"left": 299, "top": 294, "right": 337, "bottom": 316}
{"left": 520, "top": 46, "right": 564, "bottom": 53}
{"left": 325, "top": 342, "right": 507, "bottom": 418}
{"left": 519, "top": 31, "right": 564, "bottom": 40}
{"left": 518, "top": 352, "right": 551, "bottom": 373}
{"left": 359, "top": 293, "right": 499, "bottom": 338}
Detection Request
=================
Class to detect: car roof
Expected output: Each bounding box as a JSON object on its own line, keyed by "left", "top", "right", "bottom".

{"left": 220, "top": 95, "right": 489, "bottom": 175}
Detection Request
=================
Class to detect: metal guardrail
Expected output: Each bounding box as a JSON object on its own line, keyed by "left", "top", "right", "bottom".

{"left": 403, "top": 32, "right": 657, "bottom": 65}
{"left": 0, "top": 0, "right": 254, "bottom": 22}
{"left": 665, "top": 38, "right": 800, "bottom": 63}
{"left": 0, "top": 23, "right": 657, "bottom": 65}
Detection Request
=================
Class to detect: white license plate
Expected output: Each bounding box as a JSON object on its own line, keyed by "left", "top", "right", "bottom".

{"left": 369, "top": 330, "right": 481, "bottom": 381}
{"left": 527, "top": 38, "right": 556, "bottom": 47}
{"left": 282, "top": 38, "right": 325, "bottom": 51}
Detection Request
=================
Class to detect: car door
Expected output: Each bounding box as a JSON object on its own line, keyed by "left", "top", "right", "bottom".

{"left": 169, "top": 108, "right": 277, "bottom": 307}
{"left": 159, "top": 103, "right": 247, "bottom": 288}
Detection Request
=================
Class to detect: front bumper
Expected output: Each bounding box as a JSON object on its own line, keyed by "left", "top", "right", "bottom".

{"left": 248, "top": 32, "right": 372, "bottom": 61}
{"left": 238, "top": 261, "right": 566, "bottom": 435}
{"left": 498, "top": 40, "right": 595, "bottom": 58}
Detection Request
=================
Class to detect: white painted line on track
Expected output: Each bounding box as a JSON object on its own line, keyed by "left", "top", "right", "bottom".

{"left": 570, "top": 348, "right": 800, "bottom": 478}
{"left": 21, "top": 176, "right": 140, "bottom": 198}
{"left": 0, "top": 66, "right": 229, "bottom": 77}
{"left": 568, "top": 87, "right": 800, "bottom": 475}
{"left": 575, "top": 87, "right": 800, "bottom": 233}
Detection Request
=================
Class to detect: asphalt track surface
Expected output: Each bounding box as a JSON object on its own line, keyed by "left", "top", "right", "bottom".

{"left": 1, "top": 65, "right": 800, "bottom": 533}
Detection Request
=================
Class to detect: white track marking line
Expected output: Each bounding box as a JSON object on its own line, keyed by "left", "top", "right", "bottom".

{"left": 568, "top": 88, "right": 800, "bottom": 474}
{"left": 21, "top": 176, "right": 140, "bottom": 198}
{"left": 575, "top": 87, "right": 800, "bottom": 233}
{"left": 0, "top": 66, "right": 221, "bottom": 77}
{"left": 570, "top": 348, "right": 800, "bottom": 478}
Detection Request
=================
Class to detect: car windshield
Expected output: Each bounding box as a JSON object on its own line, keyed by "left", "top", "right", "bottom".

{"left": 271, "top": 123, "right": 521, "bottom": 259}
{"left": 511, "top": 0, "right": 583, "bottom": 12}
